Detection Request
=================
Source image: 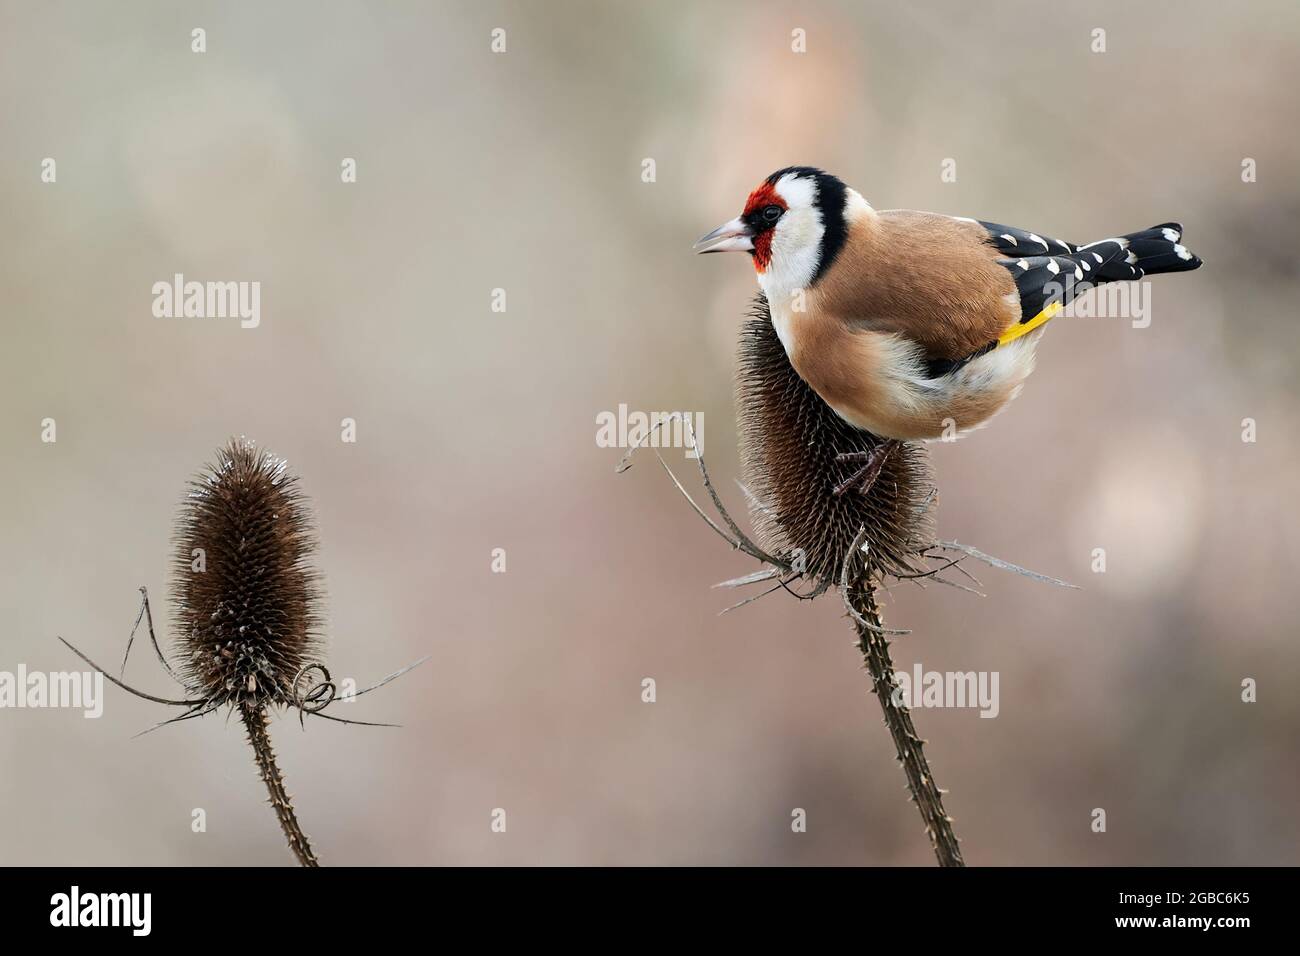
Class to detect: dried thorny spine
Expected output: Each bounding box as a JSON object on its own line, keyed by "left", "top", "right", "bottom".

{"left": 619, "top": 296, "right": 1072, "bottom": 866}
{"left": 60, "top": 438, "right": 427, "bottom": 867}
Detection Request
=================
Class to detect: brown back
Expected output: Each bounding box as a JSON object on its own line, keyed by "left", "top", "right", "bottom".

{"left": 810, "top": 209, "right": 1018, "bottom": 362}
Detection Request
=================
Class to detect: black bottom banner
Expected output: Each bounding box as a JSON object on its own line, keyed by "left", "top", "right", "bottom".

{"left": 0, "top": 865, "right": 1278, "bottom": 941}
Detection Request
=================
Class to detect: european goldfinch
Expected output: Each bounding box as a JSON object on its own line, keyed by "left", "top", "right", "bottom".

{"left": 696, "top": 166, "right": 1203, "bottom": 495}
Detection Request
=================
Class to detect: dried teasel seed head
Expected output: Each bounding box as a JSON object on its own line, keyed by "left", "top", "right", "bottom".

{"left": 170, "top": 438, "right": 323, "bottom": 708}
{"left": 736, "top": 295, "right": 937, "bottom": 585}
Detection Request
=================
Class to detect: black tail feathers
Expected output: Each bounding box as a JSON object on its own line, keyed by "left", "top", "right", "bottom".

{"left": 1118, "top": 222, "right": 1202, "bottom": 276}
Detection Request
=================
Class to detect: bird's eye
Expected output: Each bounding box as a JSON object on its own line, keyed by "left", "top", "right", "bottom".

{"left": 762, "top": 205, "right": 783, "bottom": 223}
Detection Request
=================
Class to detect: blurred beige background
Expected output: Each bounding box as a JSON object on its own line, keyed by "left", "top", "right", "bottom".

{"left": 2, "top": 0, "right": 1297, "bottom": 866}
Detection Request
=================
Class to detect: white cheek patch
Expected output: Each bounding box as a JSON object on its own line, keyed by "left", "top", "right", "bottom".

{"left": 761, "top": 211, "right": 823, "bottom": 299}
{"left": 759, "top": 174, "right": 824, "bottom": 300}
{"left": 773, "top": 173, "right": 816, "bottom": 209}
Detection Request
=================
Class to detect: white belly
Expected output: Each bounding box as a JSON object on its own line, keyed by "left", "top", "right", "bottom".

{"left": 829, "top": 329, "right": 1044, "bottom": 441}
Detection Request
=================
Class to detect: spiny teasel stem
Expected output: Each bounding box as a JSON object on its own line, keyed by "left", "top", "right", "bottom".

{"left": 848, "top": 584, "right": 964, "bottom": 867}
{"left": 239, "top": 700, "right": 319, "bottom": 867}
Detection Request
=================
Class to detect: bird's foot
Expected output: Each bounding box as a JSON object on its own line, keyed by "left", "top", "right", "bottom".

{"left": 832, "top": 441, "right": 899, "bottom": 497}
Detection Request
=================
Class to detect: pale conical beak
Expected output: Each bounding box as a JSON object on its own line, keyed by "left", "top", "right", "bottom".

{"left": 694, "top": 216, "right": 754, "bottom": 254}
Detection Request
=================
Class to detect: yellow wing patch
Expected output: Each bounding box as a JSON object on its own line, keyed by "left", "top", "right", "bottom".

{"left": 997, "top": 300, "right": 1062, "bottom": 348}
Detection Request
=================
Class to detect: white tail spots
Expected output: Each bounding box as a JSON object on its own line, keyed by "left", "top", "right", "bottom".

{"left": 1162, "top": 227, "right": 1181, "bottom": 242}
{"left": 1174, "top": 244, "right": 1193, "bottom": 260}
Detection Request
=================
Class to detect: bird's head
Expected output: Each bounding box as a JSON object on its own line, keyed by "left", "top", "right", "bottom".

{"left": 695, "top": 166, "right": 856, "bottom": 296}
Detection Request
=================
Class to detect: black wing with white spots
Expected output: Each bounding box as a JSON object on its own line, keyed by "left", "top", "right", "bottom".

{"left": 1000, "top": 238, "right": 1133, "bottom": 323}
{"left": 927, "top": 218, "right": 1203, "bottom": 376}
{"left": 988, "top": 222, "right": 1203, "bottom": 328}
{"left": 974, "top": 219, "right": 1077, "bottom": 258}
